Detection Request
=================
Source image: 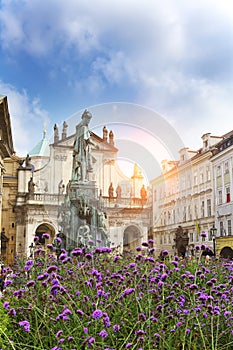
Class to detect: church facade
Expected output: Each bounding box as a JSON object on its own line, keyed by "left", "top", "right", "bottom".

{"left": 12, "top": 111, "right": 151, "bottom": 259}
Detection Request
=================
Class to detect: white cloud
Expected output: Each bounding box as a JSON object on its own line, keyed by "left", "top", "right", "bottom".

{"left": 1, "top": 0, "right": 233, "bottom": 154}
{"left": 0, "top": 81, "right": 50, "bottom": 157}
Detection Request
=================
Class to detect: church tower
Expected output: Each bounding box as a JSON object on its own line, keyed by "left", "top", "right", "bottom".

{"left": 131, "top": 163, "right": 144, "bottom": 198}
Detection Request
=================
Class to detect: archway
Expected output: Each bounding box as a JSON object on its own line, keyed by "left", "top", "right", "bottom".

{"left": 123, "top": 225, "right": 141, "bottom": 252}
{"left": 220, "top": 246, "right": 233, "bottom": 259}
{"left": 35, "top": 223, "right": 56, "bottom": 246}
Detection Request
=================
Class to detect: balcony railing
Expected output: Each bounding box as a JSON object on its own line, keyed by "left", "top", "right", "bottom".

{"left": 25, "top": 193, "right": 150, "bottom": 208}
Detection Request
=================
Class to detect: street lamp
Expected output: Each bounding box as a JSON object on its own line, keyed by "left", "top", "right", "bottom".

{"left": 210, "top": 225, "right": 217, "bottom": 257}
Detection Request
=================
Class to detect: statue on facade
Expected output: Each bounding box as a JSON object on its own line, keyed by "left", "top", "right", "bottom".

{"left": 108, "top": 182, "right": 114, "bottom": 198}
{"left": 140, "top": 184, "right": 147, "bottom": 203}
{"left": 25, "top": 154, "right": 32, "bottom": 168}
{"left": 54, "top": 124, "right": 59, "bottom": 143}
{"left": 71, "top": 110, "right": 98, "bottom": 182}
{"left": 28, "top": 177, "right": 35, "bottom": 193}
{"left": 62, "top": 121, "right": 68, "bottom": 140}
{"left": 116, "top": 185, "right": 122, "bottom": 199}
{"left": 58, "top": 180, "right": 65, "bottom": 195}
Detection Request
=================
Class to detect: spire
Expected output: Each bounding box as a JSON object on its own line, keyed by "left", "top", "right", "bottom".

{"left": 43, "top": 121, "right": 46, "bottom": 139}
{"left": 109, "top": 130, "right": 114, "bottom": 145}
{"left": 103, "top": 126, "right": 108, "bottom": 142}
{"left": 132, "top": 163, "right": 143, "bottom": 178}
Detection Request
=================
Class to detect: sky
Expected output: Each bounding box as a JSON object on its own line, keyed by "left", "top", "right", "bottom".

{"left": 1, "top": 0, "right": 233, "bottom": 181}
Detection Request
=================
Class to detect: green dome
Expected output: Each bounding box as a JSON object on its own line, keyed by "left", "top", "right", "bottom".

{"left": 29, "top": 130, "right": 50, "bottom": 157}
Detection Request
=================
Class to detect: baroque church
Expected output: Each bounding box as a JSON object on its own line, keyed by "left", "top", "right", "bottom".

{"left": 1, "top": 99, "right": 151, "bottom": 264}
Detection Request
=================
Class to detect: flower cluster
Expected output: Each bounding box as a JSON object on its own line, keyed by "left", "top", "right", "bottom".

{"left": 2, "top": 242, "right": 233, "bottom": 349}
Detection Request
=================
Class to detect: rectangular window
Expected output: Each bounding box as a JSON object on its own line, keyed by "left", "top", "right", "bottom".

{"left": 201, "top": 201, "right": 205, "bottom": 218}
{"left": 218, "top": 190, "right": 222, "bottom": 205}
{"left": 190, "top": 232, "right": 193, "bottom": 242}
{"left": 200, "top": 173, "right": 204, "bottom": 183}
{"left": 220, "top": 221, "right": 224, "bottom": 236}
{"left": 206, "top": 166, "right": 211, "bottom": 181}
{"left": 226, "top": 187, "right": 231, "bottom": 203}
{"left": 228, "top": 220, "right": 232, "bottom": 236}
{"left": 160, "top": 234, "right": 163, "bottom": 245}
{"left": 194, "top": 173, "right": 198, "bottom": 186}
{"left": 207, "top": 199, "right": 211, "bottom": 217}
{"left": 183, "top": 206, "right": 186, "bottom": 222}
{"left": 225, "top": 162, "right": 229, "bottom": 174}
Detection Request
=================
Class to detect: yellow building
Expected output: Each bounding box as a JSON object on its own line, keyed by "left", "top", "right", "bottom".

{"left": 0, "top": 95, "right": 14, "bottom": 263}
{"left": 2, "top": 154, "right": 21, "bottom": 264}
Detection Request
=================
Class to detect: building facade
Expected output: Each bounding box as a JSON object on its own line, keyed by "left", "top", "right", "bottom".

{"left": 151, "top": 133, "right": 223, "bottom": 258}
{"left": 0, "top": 95, "right": 14, "bottom": 262}
{"left": 211, "top": 130, "right": 233, "bottom": 258}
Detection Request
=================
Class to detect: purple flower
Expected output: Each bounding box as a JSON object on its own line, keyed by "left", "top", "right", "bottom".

{"left": 201, "top": 231, "right": 207, "bottom": 238}
{"left": 8, "top": 308, "right": 16, "bottom": 316}
{"left": 56, "top": 330, "right": 63, "bottom": 338}
{"left": 4, "top": 279, "right": 12, "bottom": 286}
{"left": 42, "top": 233, "right": 50, "bottom": 239}
{"left": 122, "top": 288, "right": 135, "bottom": 297}
{"left": 99, "top": 330, "right": 108, "bottom": 338}
{"left": 37, "top": 273, "right": 48, "bottom": 280}
{"left": 47, "top": 265, "right": 58, "bottom": 273}
{"left": 142, "top": 242, "right": 149, "bottom": 247}
{"left": 26, "top": 280, "right": 35, "bottom": 287}
{"left": 76, "top": 309, "right": 84, "bottom": 317}
{"left": 46, "top": 244, "right": 54, "bottom": 250}
{"left": 72, "top": 248, "right": 83, "bottom": 256}
{"left": 34, "top": 236, "right": 39, "bottom": 242}
{"left": 128, "top": 263, "right": 136, "bottom": 268}
{"left": 126, "top": 344, "right": 132, "bottom": 349}
{"left": 19, "top": 320, "right": 30, "bottom": 332}
{"left": 113, "top": 324, "right": 120, "bottom": 332}
{"left": 84, "top": 327, "right": 88, "bottom": 333}
{"left": 135, "top": 329, "right": 146, "bottom": 336}
{"left": 85, "top": 253, "right": 93, "bottom": 260}
{"left": 87, "top": 336, "right": 95, "bottom": 346}
{"left": 162, "top": 249, "right": 169, "bottom": 256}
{"left": 92, "top": 309, "right": 103, "bottom": 320}
{"left": 176, "top": 322, "right": 182, "bottom": 328}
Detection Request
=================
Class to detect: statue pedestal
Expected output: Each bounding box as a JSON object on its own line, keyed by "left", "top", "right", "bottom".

{"left": 60, "top": 180, "right": 108, "bottom": 251}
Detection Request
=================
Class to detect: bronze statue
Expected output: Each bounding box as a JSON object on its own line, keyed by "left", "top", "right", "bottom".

{"left": 71, "top": 110, "right": 98, "bottom": 182}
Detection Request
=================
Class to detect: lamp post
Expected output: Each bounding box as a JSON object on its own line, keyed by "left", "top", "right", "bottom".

{"left": 210, "top": 225, "right": 217, "bottom": 257}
